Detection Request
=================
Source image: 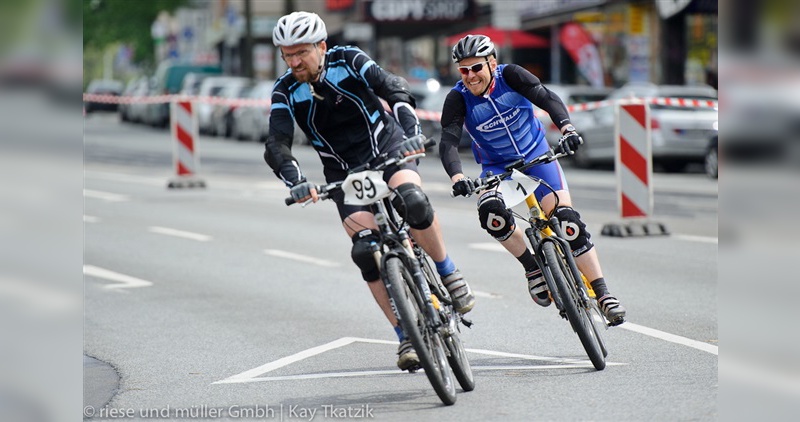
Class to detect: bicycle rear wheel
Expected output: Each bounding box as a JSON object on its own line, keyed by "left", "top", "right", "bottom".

{"left": 419, "top": 254, "right": 475, "bottom": 392}
{"left": 385, "top": 257, "right": 457, "bottom": 405}
{"left": 542, "top": 242, "right": 606, "bottom": 370}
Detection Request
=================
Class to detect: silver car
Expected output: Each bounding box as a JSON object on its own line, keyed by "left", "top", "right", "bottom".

{"left": 575, "top": 83, "right": 718, "bottom": 172}
{"left": 540, "top": 84, "right": 613, "bottom": 148}
{"left": 231, "top": 80, "right": 274, "bottom": 142}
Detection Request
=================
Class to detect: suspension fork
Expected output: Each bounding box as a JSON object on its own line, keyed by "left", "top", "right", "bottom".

{"left": 549, "top": 217, "right": 595, "bottom": 300}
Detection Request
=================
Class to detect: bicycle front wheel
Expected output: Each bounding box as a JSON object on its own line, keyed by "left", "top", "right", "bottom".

{"left": 542, "top": 242, "right": 606, "bottom": 370}
{"left": 385, "top": 257, "right": 457, "bottom": 405}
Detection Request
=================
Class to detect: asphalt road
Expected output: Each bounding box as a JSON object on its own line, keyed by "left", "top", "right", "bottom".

{"left": 84, "top": 113, "right": 717, "bottom": 421}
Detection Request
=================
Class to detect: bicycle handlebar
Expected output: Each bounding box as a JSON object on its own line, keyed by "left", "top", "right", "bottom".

{"left": 451, "top": 148, "right": 571, "bottom": 198}
{"left": 285, "top": 137, "right": 436, "bottom": 206}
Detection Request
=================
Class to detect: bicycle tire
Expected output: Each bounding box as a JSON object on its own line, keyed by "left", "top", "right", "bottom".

{"left": 542, "top": 242, "right": 606, "bottom": 370}
{"left": 385, "top": 257, "right": 457, "bottom": 405}
{"left": 419, "top": 254, "right": 475, "bottom": 392}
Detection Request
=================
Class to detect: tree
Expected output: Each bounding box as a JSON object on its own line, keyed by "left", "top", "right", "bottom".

{"left": 83, "top": 0, "right": 188, "bottom": 67}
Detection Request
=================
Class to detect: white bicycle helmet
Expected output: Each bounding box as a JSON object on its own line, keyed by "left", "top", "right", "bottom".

{"left": 452, "top": 34, "right": 496, "bottom": 63}
{"left": 273, "top": 11, "right": 327, "bottom": 47}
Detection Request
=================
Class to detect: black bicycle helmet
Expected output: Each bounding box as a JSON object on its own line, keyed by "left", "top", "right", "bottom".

{"left": 452, "top": 34, "right": 496, "bottom": 63}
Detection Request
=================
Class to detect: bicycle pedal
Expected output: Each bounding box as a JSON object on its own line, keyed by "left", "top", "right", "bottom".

{"left": 461, "top": 317, "right": 473, "bottom": 328}
{"left": 607, "top": 317, "right": 625, "bottom": 327}
{"left": 406, "top": 363, "right": 422, "bottom": 373}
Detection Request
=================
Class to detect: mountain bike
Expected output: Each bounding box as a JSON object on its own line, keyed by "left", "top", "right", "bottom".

{"left": 285, "top": 138, "right": 474, "bottom": 405}
{"left": 453, "top": 148, "right": 609, "bottom": 370}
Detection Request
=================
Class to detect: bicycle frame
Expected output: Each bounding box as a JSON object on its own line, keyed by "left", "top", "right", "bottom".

{"left": 521, "top": 193, "right": 596, "bottom": 310}
{"left": 369, "top": 197, "right": 442, "bottom": 331}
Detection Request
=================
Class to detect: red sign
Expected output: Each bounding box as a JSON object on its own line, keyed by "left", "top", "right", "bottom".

{"left": 327, "top": 0, "right": 355, "bottom": 11}
{"left": 560, "top": 22, "right": 605, "bottom": 87}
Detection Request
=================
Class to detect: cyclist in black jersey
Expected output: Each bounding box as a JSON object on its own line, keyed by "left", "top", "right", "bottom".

{"left": 264, "top": 12, "right": 475, "bottom": 371}
{"left": 442, "top": 34, "right": 625, "bottom": 325}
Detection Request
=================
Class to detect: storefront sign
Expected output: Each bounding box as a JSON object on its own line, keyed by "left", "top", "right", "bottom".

{"left": 520, "top": 0, "right": 606, "bottom": 19}
{"left": 365, "top": 0, "right": 475, "bottom": 22}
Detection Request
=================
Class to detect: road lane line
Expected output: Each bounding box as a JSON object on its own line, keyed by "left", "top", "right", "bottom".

{"left": 620, "top": 322, "right": 718, "bottom": 355}
{"left": 83, "top": 189, "right": 130, "bottom": 202}
{"left": 674, "top": 234, "right": 718, "bottom": 244}
{"left": 473, "top": 290, "right": 502, "bottom": 299}
{"left": 263, "top": 249, "right": 340, "bottom": 267}
{"left": 83, "top": 265, "right": 154, "bottom": 289}
{"left": 148, "top": 226, "right": 212, "bottom": 242}
{"left": 468, "top": 242, "right": 506, "bottom": 252}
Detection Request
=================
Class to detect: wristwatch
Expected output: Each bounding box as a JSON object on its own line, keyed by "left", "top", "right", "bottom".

{"left": 562, "top": 124, "right": 576, "bottom": 134}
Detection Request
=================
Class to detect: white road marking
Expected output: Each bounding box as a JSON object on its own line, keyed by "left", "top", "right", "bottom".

{"left": 473, "top": 290, "right": 502, "bottom": 299}
{"left": 674, "top": 234, "right": 718, "bottom": 244}
{"left": 620, "top": 322, "right": 718, "bottom": 355}
{"left": 148, "top": 226, "right": 212, "bottom": 242}
{"left": 84, "top": 215, "right": 100, "bottom": 223}
{"left": 468, "top": 242, "right": 506, "bottom": 252}
{"left": 83, "top": 189, "right": 130, "bottom": 202}
{"left": 213, "top": 337, "right": 622, "bottom": 385}
{"left": 83, "top": 265, "right": 154, "bottom": 289}
{"left": 263, "top": 249, "right": 340, "bottom": 267}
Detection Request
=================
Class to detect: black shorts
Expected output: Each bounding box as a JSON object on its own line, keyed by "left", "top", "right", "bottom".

{"left": 324, "top": 144, "right": 419, "bottom": 221}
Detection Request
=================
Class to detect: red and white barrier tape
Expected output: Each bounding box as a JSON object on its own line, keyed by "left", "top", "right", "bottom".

{"left": 83, "top": 93, "right": 717, "bottom": 122}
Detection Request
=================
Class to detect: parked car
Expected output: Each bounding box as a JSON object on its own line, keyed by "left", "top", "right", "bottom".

{"left": 231, "top": 80, "right": 274, "bottom": 142}
{"left": 210, "top": 80, "right": 254, "bottom": 138}
{"left": 574, "top": 82, "right": 718, "bottom": 171}
{"left": 147, "top": 61, "right": 222, "bottom": 127}
{"left": 127, "top": 79, "right": 156, "bottom": 124}
{"left": 418, "top": 86, "right": 472, "bottom": 151}
{"left": 179, "top": 72, "right": 217, "bottom": 96}
{"left": 192, "top": 76, "right": 246, "bottom": 134}
{"left": 540, "top": 84, "right": 613, "bottom": 148}
{"left": 84, "top": 79, "right": 123, "bottom": 113}
{"left": 118, "top": 76, "right": 147, "bottom": 122}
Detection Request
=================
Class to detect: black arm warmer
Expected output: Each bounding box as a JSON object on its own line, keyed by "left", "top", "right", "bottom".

{"left": 264, "top": 133, "right": 304, "bottom": 187}
{"left": 438, "top": 89, "right": 467, "bottom": 178}
{"left": 502, "top": 64, "right": 572, "bottom": 129}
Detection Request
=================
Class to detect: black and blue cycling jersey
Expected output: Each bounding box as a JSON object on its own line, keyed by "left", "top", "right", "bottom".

{"left": 265, "top": 45, "right": 419, "bottom": 187}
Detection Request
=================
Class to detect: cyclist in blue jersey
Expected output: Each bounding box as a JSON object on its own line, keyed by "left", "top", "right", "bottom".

{"left": 264, "top": 12, "right": 476, "bottom": 371}
{"left": 440, "top": 34, "right": 626, "bottom": 325}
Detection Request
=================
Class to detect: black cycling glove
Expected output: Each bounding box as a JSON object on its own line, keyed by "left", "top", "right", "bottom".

{"left": 558, "top": 125, "right": 584, "bottom": 155}
{"left": 290, "top": 181, "right": 316, "bottom": 202}
{"left": 400, "top": 134, "right": 426, "bottom": 156}
{"left": 452, "top": 177, "right": 476, "bottom": 197}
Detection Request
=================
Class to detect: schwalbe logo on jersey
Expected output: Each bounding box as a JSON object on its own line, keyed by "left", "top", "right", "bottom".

{"left": 476, "top": 108, "right": 522, "bottom": 133}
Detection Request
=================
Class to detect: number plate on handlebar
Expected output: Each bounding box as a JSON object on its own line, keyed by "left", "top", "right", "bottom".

{"left": 342, "top": 170, "right": 391, "bottom": 205}
{"left": 499, "top": 169, "right": 541, "bottom": 207}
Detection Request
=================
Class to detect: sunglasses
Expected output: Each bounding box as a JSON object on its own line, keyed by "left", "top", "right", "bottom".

{"left": 458, "top": 60, "right": 490, "bottom": 76}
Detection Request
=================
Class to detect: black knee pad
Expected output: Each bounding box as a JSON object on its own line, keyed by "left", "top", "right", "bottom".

{"left": 554, "top": 206, "right": 594, "bottom": 257}
{"left": 351, "top": 229, "right": 381, "bottom": 282}
{"left": 477, "top": 190, "right": 516, "bottom": 241}
{"left": 391, "top": 183, "right": 434, "bottom": 229}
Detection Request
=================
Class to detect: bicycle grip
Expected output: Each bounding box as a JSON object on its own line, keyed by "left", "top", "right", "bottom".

{"left": 284, "top": 196, "right": 296, "bottom": 206}
{"left": 423, "top": 138, "right": 437, "bottom": 150}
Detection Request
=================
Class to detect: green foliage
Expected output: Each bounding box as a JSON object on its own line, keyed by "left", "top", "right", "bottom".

{"left": 83, "top": 0, "right": 188, "bottom": 67}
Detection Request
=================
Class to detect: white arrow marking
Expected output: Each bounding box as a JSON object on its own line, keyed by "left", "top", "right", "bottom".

{"left": 83, "top": 265, "right": 154, "bottom": 289}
